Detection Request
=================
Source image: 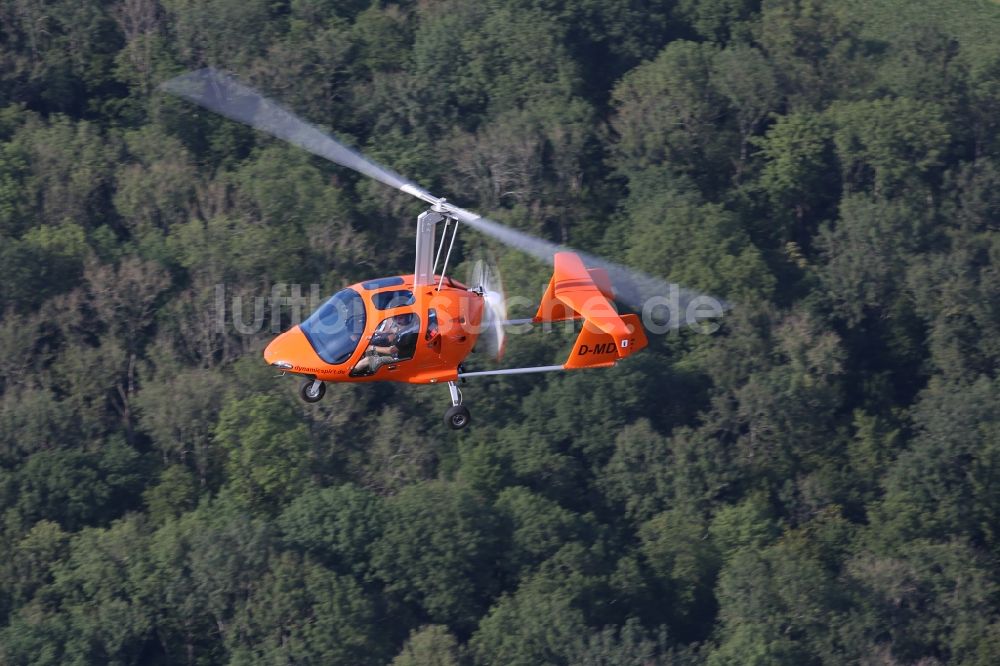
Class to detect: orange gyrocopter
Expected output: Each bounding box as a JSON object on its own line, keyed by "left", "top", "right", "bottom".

{"left": 163, "top": 69, "right": 715, "bottom": 429}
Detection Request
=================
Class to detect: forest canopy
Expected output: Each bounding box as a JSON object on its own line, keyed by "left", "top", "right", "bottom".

{"left": 2, "top": 0, "right": 1000, "bottom": 663}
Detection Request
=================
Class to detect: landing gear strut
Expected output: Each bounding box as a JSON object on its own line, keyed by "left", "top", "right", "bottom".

{"left": 444, "top": 381, "right": 470, "bottom": 430}
{"left": 300, "top": 378, "right": 326, "bottom": 403}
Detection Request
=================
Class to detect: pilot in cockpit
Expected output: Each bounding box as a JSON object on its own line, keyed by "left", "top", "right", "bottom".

{"left": 351, "top": 313, "right": 419, "bottom": 376}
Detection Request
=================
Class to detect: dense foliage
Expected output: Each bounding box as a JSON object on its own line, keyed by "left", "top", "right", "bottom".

{"left": 2, "top": 0, "right": 1000, "bottom": 663}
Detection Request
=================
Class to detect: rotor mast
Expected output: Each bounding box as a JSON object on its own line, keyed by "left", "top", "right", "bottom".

{"left": 414, "top": 199, "right": 461, "bottom": 289}
{"left": 414, "top": 210, "right": 443, "bottom": 287}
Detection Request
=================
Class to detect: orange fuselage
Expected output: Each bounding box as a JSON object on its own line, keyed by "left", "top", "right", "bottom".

{"left": 263, "top": 275, "right": 483, "bottom": 385}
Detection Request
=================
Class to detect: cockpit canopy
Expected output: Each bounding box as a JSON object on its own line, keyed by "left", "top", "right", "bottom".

{"left": 300, "top": 288, "right": 367, "bottom": 365}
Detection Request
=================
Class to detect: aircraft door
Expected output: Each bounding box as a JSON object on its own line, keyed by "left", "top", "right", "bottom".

{"left": 350, "top": 312, "right": 420, "bottom": 376}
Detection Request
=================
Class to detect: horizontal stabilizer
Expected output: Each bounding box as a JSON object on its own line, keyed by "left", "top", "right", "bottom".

{"left": 564, "top": 314, "right": 647, "bottom": 370}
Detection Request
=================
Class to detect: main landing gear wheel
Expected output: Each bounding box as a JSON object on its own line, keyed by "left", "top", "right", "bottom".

{"left": 444, "top": 380, "right": 470, "bottom": 430}
{"left": 445, "top": 405, "right": 471, "bottom": 430}
{"left": 300, "top": 379, "right": 326, "bottom": 403}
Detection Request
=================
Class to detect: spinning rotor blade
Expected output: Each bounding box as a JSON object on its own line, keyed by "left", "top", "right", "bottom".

{"left": 162, "top": 68, "right": 728, "bottom": 325}
{"left": 160, "top": 68, "right": 440, "bottom": 206}
{"left": 446, "top": 207, "right": 720, "bottom": 323}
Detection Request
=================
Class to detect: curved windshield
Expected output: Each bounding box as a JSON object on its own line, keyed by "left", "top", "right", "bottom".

{"left": 300, "top": 288, "right": 367, "bottom": 365}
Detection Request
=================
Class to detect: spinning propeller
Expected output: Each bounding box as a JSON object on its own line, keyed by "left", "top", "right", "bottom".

{"left": 467, "top": 257, "right": 507, "bottom": 362}
{"left": 161, "top": 68, "right": 723, "bottom": 325}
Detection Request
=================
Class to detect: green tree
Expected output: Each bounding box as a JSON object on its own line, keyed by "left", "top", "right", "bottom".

{"left": 828, "top": 97, "right": 950, "bottom": 197}
{"left": 817, "top": 193, "right": 927, "bottom": 325}
{"left": 752, "top": 110, "right": 834, "bottom": 243}
{"left": 639, "top": 508, "right": 719, "bottom": 634}
{"left": 0, "top": 0, "right": 120, "bottom": 114}
{"left": 567, "top": 618, "right": 689, "bottom": 666}
{"left": 391, "top": 625, "right": 461, "bottom": 666}
{"left": 620, "top": 177, "right": 775, "bottom": 302}
{"left": 11, "top": 115, "right": 118, "bottom": 228}
{"left": 494, "top": 485, "right": 590, "bottom": 581}
{"left": 0, "top": 386, "right": 75, "bottom": 464}
{"left": 677, "top": 0, "right": 759, "bottom": 42}
{"left": 0, "top": 519, "right": 69, "bottom": 615}
{"left": 142, "top": 464, "right": 199, "bottom": 525}
{"left": 755, "top": 0, "right": 872, "bottom": 109}
{"left": 847, "top": 539, "right": 1000, "bottom": 664}
{"left": 0, "top": 223, "right": 89, "bottom": 310}
{"left": 468, "top": 574, "right": 588, "bottom": 666}
{"left": 215, "top": 393, "right": 312, "bottom": 510}
{"left": 181, "top": 493, "right": 274, "bottom": 648}
{"left": 225, "top": 552, "right": 384, "bottom": 665}
{"left": 708, "top": 492, "right": 781, "bottom": 562}
{"left": 611, "top": 41, "right": 728, "bottom": 182}
{"left": 0, "top": 136, "right": 32, "bottom": 236}
{"left": 135, "top": 368, "right": 228, "bottom": 485}
{"left": 873, "top": 376, "right": 1000, "bottom": 550}
{"left": 112, "top": 125, "right": 198, "bottom": 235}
{"left": 907, "top": 161, "right": 1000, "bottom": 378}
{"left": 372, "top": 480, "right": 501, "bottom": 630}
{"left": 278, "top": 483, "right": 385, "bottom": 576}
{"left": 599, "top": 419, "right": 673, "bottom": 524}
{"left": 33, "top": 517, "right": 154, "bottom": 664}
{"left": 161, "top": 0, "right": 278, "bottom": 70}
{"left": 710, "top": 44, "right": 780, "bottom": 182}
{"left": 6, "top": 440, "right": 148, "bottom": 531}
{"left": 710, "top": 511, "right": 854, "bottom": 665}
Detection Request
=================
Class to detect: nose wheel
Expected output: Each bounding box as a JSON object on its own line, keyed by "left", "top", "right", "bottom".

{"left": 444, "top": 381, "right": 470, "bottom": 430}
{"left": 300, "top": 379, "right": 326, "bottom": 403}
